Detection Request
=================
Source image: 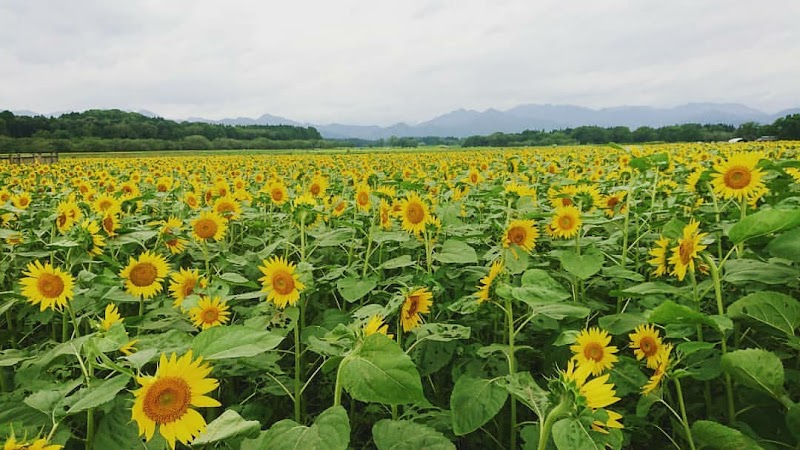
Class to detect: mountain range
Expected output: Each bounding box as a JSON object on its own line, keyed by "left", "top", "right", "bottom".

{"left": 12, "top": 103, "right": 800, "bottom": 140}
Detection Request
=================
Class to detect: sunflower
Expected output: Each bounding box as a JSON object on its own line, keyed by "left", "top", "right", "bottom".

{"left": 668, "top": 219, "right": 707, "bottom": 281}
{"left": 20, "top": 261, "right": 74, "bottom": 311}
{"left": 101, "top": 303, "right": 122, "bottom": 331}
{"left": 378, "top": 199, "right": 392, "bottom": 230}
{"left": 268, "top": 182, "right": 289, "bottom": 206}
{"left": 355, "top": 183, "right": 372, "bottom": 211}
{"left": 561, "top": 360, "right": 620, "bottom": 410}
{"left": 160, "top": 217, "right": 187, "bottom": 255}
{"left": 476, "top": 260, "right": 504, "bottom": 303}
{"left": 11, "top": 192, "right": 31, "bottom": 210}
{"left": 2, "top": 436, "right": 62, "bottom": 450}
{"left": 189, "top": 297, "right": 230, "bottom": 330}
{"left": 503, "top": 219, "right": 539, "bottom": 254}
{"left": 169, "top": 268, "right": 207, "bottom": 308}
{"left": 642, "top": 343, "right": 673, "bottom": 395}
{"left": 101, "top": 212, "right": 120, "bottom": 237}
{"left": 399, "top": 192, "right": 429, "bottom": 235}
{"left": 120, "top": 339, "right": 139, "bottom": 356}
{"left": 213, "top": 195, "right": 241, "bottom": 220}
{"left": 550, "top": 205, "right": 582, "bottom": 239}
{"left": 400, "top": 287, "right": 433, "bottom": 332}
{"left": 191, "top": 211, "right": 227, "bottom": 242}
{"left": 120, "top": 251, "right": 170, "bottom": 299}
{"left": 55, "top": 198, "right": 82, "bottom": 233}
{"left": 629, "top": 324, "right": 663, "bottom": 369}
{"left": 330, "top": 196, "right": 347, "bottom": 217}
{"left": 363, "top": 314, "right": 393, "bottom": 339}
{"left": 647, "top": 236, "right": 671, "bottom": 277}
{"left": 710, "top": 152, "right": 765, "bottom": 200}
{"left": 601, "top": 192, "right": 627, "bottom": 218}
{"left": 570, "top": 327, "right": 619, "bottom": 376}
{"left": 131, "top": 351, "right": 221, "bottom": 450}
{"left": 591, "top": 410, "right": 624, "bottom": 434}
{"left": 258, "top": 256, "right": 305, "bottom": 309}
{"left": 307, "top": 175, "right": 329, "bottom": 198}
{"left": 92, "top": 194, "right": 121, "bottom": 215}
{"left": 183, "top": 192, "right": 200, "bottom": 209}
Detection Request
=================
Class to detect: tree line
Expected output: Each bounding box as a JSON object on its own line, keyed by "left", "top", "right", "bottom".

{"left": 0, "top": 109, "right": 328, "bottom": 152}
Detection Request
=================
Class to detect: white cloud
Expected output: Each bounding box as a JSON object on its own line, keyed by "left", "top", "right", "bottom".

{"left": 1, "top": 0, "right": 798, "bottom": 125}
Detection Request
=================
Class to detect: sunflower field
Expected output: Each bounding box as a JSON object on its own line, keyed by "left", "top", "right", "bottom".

{"left": 1, "top": 142, "right": 800, "bottom": 450}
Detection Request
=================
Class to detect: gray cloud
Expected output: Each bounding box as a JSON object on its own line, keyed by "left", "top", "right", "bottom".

{"left": 1, "top": 0, "right": 798, "bottom": 125}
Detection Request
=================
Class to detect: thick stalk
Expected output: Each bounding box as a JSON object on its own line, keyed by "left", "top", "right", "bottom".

{"left": 703, "top": 253, "right": 735, "bottom": 424}
{"left": 689, "top": 271, "right": 712, "bottom": 416}
{"left": 537, "top": 399, "right": 570, "bottom": 450}
{"left": 674, "top": 378, "right": 697, "bottom": 450}
{"left": 293, "top": 301, "right": 302, "bottom": 423}
{"left": 505, "top": 297, "right": 517, "bottom": 449}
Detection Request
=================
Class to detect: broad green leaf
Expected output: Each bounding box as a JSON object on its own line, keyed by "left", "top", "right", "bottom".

{"left": 728, "top": 208, "right": 800, "bottom": 244}
{"left": 337, "top": 275, "right": 378, "bottom": 303}
{"left": 787, "top": 403, "right": 800, "bottom": 442}
{"left": 523, "top": 301, "right": 590, "bottom": 320}
{"left": 434, "top": 239, "right": 478, "bottom": 264}
{"left": 313, "top": 228, "right": 353, "bottom": 247}
{"left": 721, "top": 348, "right": 784, "bottom": 398}
{"left": 598, "top": 313, "right": 647, "bottom": 335}
{"left": 66, "top": 375, "right": 130, "bottom": 414}
{"left": 412, "top": 323, "right": 471, "bottom": 342}
{"left": 339, "top": 334, "right": 424, "bottom": 405}
{"left": 504, "top": 248, "right": 530, "bottom": 274}
{"left": 381, "top": 254, "right": 415, "bottom": 269}
{"left": 648, "top": 300, "right": 726, "bottom": 333}
{"left": 372, "top": 419, "right": 456, "bottom": 450}
{"left": 556, "top": 247, "right": 604, "bottom": 280}
{"left": 192, "top": 326, "right": 285, "bottom": 360}
{"left": 767, "top": 227, "right": 800, "bottom": 261}
{"left": 0, "top": 349, "right": 33, "bottom": 367}
{"left": 618, "top": 282, "right": 687, "bottom": 297}
{"left": 242, "top": 405, "right": 349, "bottom": 450}
{"left": 499, "top": 372, "right": 550, "bottom": 421}
{"left": 514, "top": 269, "right": 571, "bottom": 303}
{"left": 193, "top": 409, "right": 261, "bottom": 445}
{"left": 602, "top": 265, "right": 644, "bottom": 282}
{"left": 24, "top": 390, "right": 63, "bottom": 416}
{"left": 727, "top": 291, "right": 800, "bottom": 336}
{"left": 722, "top": 259, "right": 798, "bottom": 285}
{"left": 450, "top": 376, "right": 508, "bottom": 436}
{"left": 552, "top": 418, "right": 601, "bottom": 450}
{"left": 219, "top": 272, "right": 250, "bottom": 284}
{"left": 94, "top": 400, "right": 143, "bottom": 450}
{"left": 691, "top": 420, "right": 764, "bottom": 450}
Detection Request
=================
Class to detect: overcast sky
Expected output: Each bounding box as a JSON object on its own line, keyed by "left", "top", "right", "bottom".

{"left": 1, "top": 1, "right": 799, "bottom": 125}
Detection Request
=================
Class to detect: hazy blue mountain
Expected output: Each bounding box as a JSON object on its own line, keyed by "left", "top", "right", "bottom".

{"left": 187, "top": 113, "right": 302, "bottom": 127}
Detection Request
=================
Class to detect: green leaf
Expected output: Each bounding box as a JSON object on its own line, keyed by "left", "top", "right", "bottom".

{"left": 242, "top": 405, "right": 350, "bottom": 450}
{"left": 503, "top": 248, "right": 530, "bottom": 275}
{"left": 727, "top": 291, "right": 800, "bottom": 336}
{"left": 648, "top": 300, "right": 726, "bottom": 332}
{"left": 552, "top": 418, "right": 601, "bottom": 450}
{"left": 192, "top": 325, "right": 285, "bottom": 360}
{"left": 372, "top": 419, "right": 456, "bottom": 450}
{"left": 66, "top": 375, "right": 130, "bottom": 414}
{"left": 514, "top": 269, "right": 571, "bottom": 303}
{"left": 786, "top": 403, "right": 800, "bottom": 443}
{"left": 192, "top": 409, "right": 261, "bottom": 445}
{"left": 721, "top": 348, "right": 784, "bottom": 398}
{"left": 412, "top": 323, "right": 471, "bottom": 342}
{"left": 618, "top": 282, "right": 687, "bottom": 297}
{"left": 218, "top": 272, "right": 250, "bottom": 284}
{"left": 728, "top": 208, "right": 800, "bottom": 244}
{"left": 598, "top": 313, "right": 647, "bottom": 335}
{"left": 94, "top": 400, "right": 143, "bottom": 450}
{"left": 339, "top": 334, "right": 425, "bottom": 405}
{"left": 434, "top": 239, "right": 478, "bottom": 264}
{"left": 556, "top": 247, "right": 604, "bottom": 280}
{"left": 499, "top": 372, "right": 550, "bottom": 421}
{"left": 313, "top": 228, "right": 353, "bottom": 247}
{"left": 23, "top": 390, "right": 63, "bottom": 416}
{"left": 337, "top": 275, "right": 378, "bottom": 303}
{"left": 722, "top": 259, "right": 798, "bottom": 285}
{"left": 767, "top": 227, "right": 800, "bottom": 261}
{"left": 691, "top": 420, "right": 765, "bottom": 450}
{"left": 450, "top": 376, "right": 508, "bottom": 436}
{"left": 381, "top": 254, "right": 415, "bottom": 269}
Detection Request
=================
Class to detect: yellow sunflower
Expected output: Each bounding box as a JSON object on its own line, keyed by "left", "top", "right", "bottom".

{"left": 647, "top": 236, "right": 671, "bottom": 277}
{"left": 213, "top": 195, "right": 241, "bottom": 221}
{"left": 503, "top": 219, "right": 539, "bottom": 254}
{"left": 570, "top": 327, "right": 619, "bottom": 376}
{"left": 307, "top": 175, "right": 329, "bottom": 198}
{"left": 629, "top": 324, "right": 663, "bottom": 369}
{"left": 131, "top": 351, "right": 221, "bottom": 450}
{"left": 92, "top": 194, "right": 121, "bottom": 215}
{"left": 101, "top": 212, "right": 120, "bottom": 237}
{"left": 710, "top": 152, "right": 765, "bottom": 200}
{"left": 355, "top": 183, "right": 372, "bottom": 211}
{"left": 2, "top": 436, "right": 62, "bottom": 450}
{"left": 330, "top": 196, "right": 347, "bottom": 217}
{"left": 378, "top": 199, "right": 392, "bottom": 230}
{"left": 189, "top": 296, "right": 230, "bottom": 330}
{"left": 475, "top": 260, "right": 504, "bottom": 303}
{"left": 161, "top": 217, "right": 187, "bottom": 255}
{"left": 668, "top": 219, "right": 707, "bottom": 281}
{"left": 169, "top": 268, "right": 207, "bottom": 308}
{"left": 601, "top": 192, "right": 627, "bottom": 218}
{"left": 592, "top": 410, "right": 624, "bottom": 434}
{"left": 101, "top": 303, "right": 122, "bottom": 331}
{"left": 120, "top": 251, "right": 170, "bottom": 299}
{"left": 79, "top": 219, "right": 106, "bottom": 256}
{"left": 550, "top": 205, "right": 582, "bottom": 239}
{"left": 268, "top": 182, "right": 289, "bottom": 206}
{"left": 363, "top": 314, "right": 393, "bottom": 339}
{"left": 258, "top": 256, "right": 305, "bottom": 309}
{"left": 20, "top": 261, "right": 74, "bottom": 311}
{"left": 399, "top": 191, "right": 429, "bottom": 235}
{"left": 191, "top": 211, "right": 227, "bottom": 242}
{"left": 562, "top": 360, "right": 620, "bottom": 410}
{"left": 55, "top": 198, "right": 82, "bottom": 234}
{"left": 401, "top": 287, "right": 433, "bottom": 332}
{"left": 11, "top": 192, "right": 31, "bottom": 210}
{"left": 642, "top": 343, "right": 673, "bottom": 395}
{"left": 184, "top": 192, "right": 200, "bottom": 209}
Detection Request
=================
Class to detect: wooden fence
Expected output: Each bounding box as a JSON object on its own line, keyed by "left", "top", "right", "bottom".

{"left": 0, "top": 152, "right": 60, "bottom": 165}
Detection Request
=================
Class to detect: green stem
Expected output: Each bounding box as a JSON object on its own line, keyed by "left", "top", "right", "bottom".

{"left": 424, "top": 228, "right": 433, "bottom": 275}
{"left": 505, "top": 297, "right": 517, "bottom": 449}
{"left": 674, "top": 378, "right": 697, "bottom": 450}
{"left": 67, "top": 303, "right": 81, "bottom": 339}
{"left": 294, "top": 300, "right": 303, "bottom": 423}
{"left": 202, "top": 240, "right": 211, "bottom": 279}
{"left": 362, "top": 229, "right": 372, "bottom": 278}
{"left": 689, "top": 271, "right": 712, "bottom": 417}
{"left": 703, "top": 253, "right": 735, "bottom": 424}
{"left": 537, "top": 399, "right": 570, "bottom": 450}
{"left": 333, "top": 356, "right": 345, "bottom": 408}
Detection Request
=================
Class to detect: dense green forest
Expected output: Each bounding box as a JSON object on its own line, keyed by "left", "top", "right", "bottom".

{"left": 1, "top": 109, "right": 799, "bottom": 152}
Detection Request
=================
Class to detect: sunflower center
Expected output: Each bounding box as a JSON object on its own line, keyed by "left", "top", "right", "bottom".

{"left": 157, "top": 183, "right": 168, "bottom": 192}
{"left": 187, "top": 196, "right": 198, "bottom": 207}
{"left": 37, "top": 273, "right": 65, "bottom": 298}
{"left": 57, "top": 213, "right": 68, "bottom": 228}
{"left": 724, "top": 166, "right": 751, "bottom": 189}
{"left": 165, "top": 238, "right": 178, "bottom": 247}
{"left": 271, "top": 188, "right": 284, "bottom": 201}
{"left": 272, "top": 271, "right": 295, "bottom": 295}
{"left": 103, "top": 216, "right": 115, "bottom": 233}
{"left": 99, "top": 199, "right": 113, "bottom": 211}
{"left": 558, "top": 215, "right": 574, "bottom": 230}
{"left": 357, "top": 191, "right": 369, "bottom": 206}
{"left": 335, "top": 201, "right": 346, "bottom": 212}
{"left": 640, "top": 337, "right": 658, "bottom": 357}
{"left": 195, "top": 218, "right": 218, "bottom": 239}
{"left": 130, "top": 263, "right": 158, "bottom": 287}
{"left": 470, "top": 173, "right": 478, "bottom": 183}
{"left": 561, "top": 198, "right": 573, "bottom": 207}
{"left": 406, "top": 202, "right": 425, "bottom": 224}
{"left": 607, "top": 197, "right": 619, "bottom": 208}
{"left": 583, "top": 342, "right": 605, "bottom": 362}
{"left": 182, "top": 279, "right": 196, "bottom": 297}
{"left": 18, "top": 197, "right": 29, "bottom": 207}
{"left": 406, "top": 295, "right": 420, "bottom": 318}
{"left": 142, "top": 377, "right": 191, "bottom": 424}
{"left": 202, "top": 307, "right": 219, "bottom": 323}
{"left": 679, "top": 239, "right": 695, "bottom": 265}
{"left": 217, "top": 202, "right": 235, "bottom": 214}
{"left": 508, "top": 226, "right": 526, "bottom": 245}
{"left": 310, "top": 184, "right": 321, "bottom": 196}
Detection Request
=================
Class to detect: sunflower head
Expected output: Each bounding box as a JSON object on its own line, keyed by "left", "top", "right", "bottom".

{"left": 189, "top": 296, "right": 231, "bottom": 330}
{"left": 476, "top": 260, "right": 504, "bottom": 303}
{"left": 363, "top": 314, "right": 393, "bottom": 339}
{"left": 101, "top": 303, "right": 122, "bottom": 331}
{"left": 120, "top": 251, "right": 170, "bottom": 300}
{"left": 550, "top": 205, "right": 582, "bottom": 239}
{"left": 503, "top": 219, "right": 539, "bottom": 254}
{"left": 570, "top": 327, "right": 619, "bottom": 376}
{"left": 710, "top": 151, "right": 766, "bottom": 200}
{"left": 629, "top": 324, "right": 663, "bottom": 369}
{"left": 258, "top": 256, "right": 305, "bottom": 309}
{"left": 169, "top": 268, "right": 207, "bottom": 308}
{"left": 401, "top": 287, "right": 433, "bottom": 332}
{"left": 399, "top": 192, "right": 429, "bottom": 235}
{"left": 20, "top": 260, "right": 75, "bottom": 311}
{"left": 191, "top": 211, "right": 227, "bottom": 242}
